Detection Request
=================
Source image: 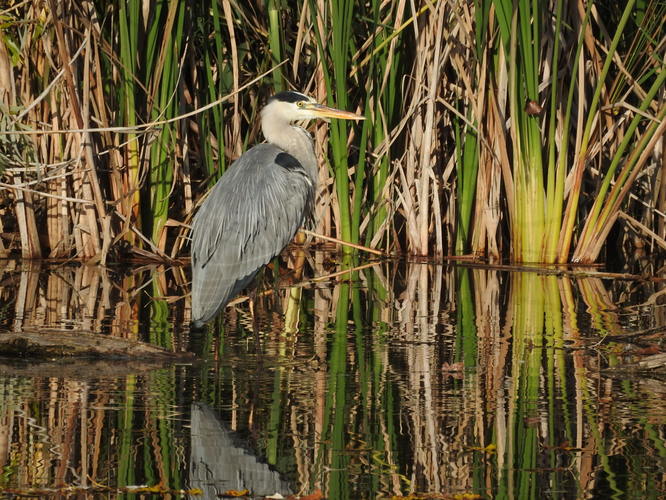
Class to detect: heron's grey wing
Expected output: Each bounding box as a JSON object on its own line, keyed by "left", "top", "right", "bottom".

{"left": 191, "top": 144, "right": 314, "bottom": 325}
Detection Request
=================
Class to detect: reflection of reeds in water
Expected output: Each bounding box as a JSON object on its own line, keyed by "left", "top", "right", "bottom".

{"left": 397, "top": 264, "right": 446, "bottom": 492}
{"left": 6, "top": 263, "right": 114, "bottom": 332}
{"left": 0, "top": 371, "right": 190, "bottom": 496}
{"left": 0, "top": 263, "right": 664, "bottom": 498}
{"left": 169, "top": 263, "right": 666, "bottom": 497}
{"left": 1, "top": 264, "right": 189, "bottom": 348}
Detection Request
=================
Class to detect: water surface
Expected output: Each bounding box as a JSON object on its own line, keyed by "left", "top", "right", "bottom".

{"left": 0, "top": 258, "right": 664, "bottom": 499}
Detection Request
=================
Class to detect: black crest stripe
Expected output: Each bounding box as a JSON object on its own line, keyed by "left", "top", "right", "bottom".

{"left": 268, "top": 91, "right": 308, "bottom": 104}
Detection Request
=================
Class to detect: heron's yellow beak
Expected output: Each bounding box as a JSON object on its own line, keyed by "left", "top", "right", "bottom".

{"left": 307, "top": 103, "right": 365, "bottom": 121}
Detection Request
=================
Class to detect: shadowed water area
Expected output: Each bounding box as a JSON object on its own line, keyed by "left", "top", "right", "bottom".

{"left": 0, "top": 257, "right": 664, "bottom": 499}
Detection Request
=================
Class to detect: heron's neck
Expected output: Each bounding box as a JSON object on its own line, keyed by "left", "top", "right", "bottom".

{"left": 261, "top": 118, "right": 318, "bottom": 185}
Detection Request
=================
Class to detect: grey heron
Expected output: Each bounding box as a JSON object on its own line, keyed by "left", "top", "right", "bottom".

{"left": 190, "top": 91, "right": 364, "bottom": 327}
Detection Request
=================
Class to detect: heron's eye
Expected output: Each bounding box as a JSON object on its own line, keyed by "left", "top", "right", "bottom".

{"left": 296, "top": 101, "right": 305, "bottom": 108}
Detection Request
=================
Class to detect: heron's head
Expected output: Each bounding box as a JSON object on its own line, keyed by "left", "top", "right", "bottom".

{"left": 262, "top": 91, "right": 365, "bottom": 124}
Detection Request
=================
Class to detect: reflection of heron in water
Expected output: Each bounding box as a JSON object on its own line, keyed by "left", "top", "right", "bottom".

{"left": 189, "top": 402, "right": 292, "bottom": 498}
{"left": 190, "top": 91, "right": 364, "bottom": 327}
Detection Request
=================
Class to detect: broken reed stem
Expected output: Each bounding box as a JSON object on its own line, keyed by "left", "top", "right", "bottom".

{"left": 0, "top": 181, "right": 95, "bottom": 204}
{"left": 112, "top": 212, "right": 174, "bottom": 262}
{"left": 2, "top": 61, "right": 289, "bottom": 137}
{"left": 226, "top": 261, "right": 382, "bottom": 306}
{"left": 303, "top": 260, "right": 381, "bottom": 283}
{"left": 618, "top": 211, "right": 666, "bottom": 252}
{"left": 301, "top": 228, "right": 387, "bottom": 256}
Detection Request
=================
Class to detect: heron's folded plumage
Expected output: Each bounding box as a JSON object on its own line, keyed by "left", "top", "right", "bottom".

{"left": 191, "top": 144, "right": 314, "bottom": 325}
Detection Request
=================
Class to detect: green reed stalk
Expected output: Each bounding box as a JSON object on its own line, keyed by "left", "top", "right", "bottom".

{"left": 544, "top": 0, "right": 593, "bottom": 262}
{"left": 456, "top": 0, "right": 489, "bottom": 255}
{"left": 201, "top": 1, "right": 227, "bottom": 182}
{"left": 517, "top": 0, "right": 544, "bottom": 263}
{"left": 149, "top": 279, "right": 172, "bottom": 348}
{"left": 351, "top": 93, "right": 370, "bottom": 245}
{"left": 368, "top": 125, "right": 390, "bottom": 245}
{"left": 330, "top": 0, "right": 355, "bottom": 247}
{"left": 148, "top": 0, "right": 186, "bottom": 246}
{"left": 349, "top": 4, "right": 375, "bottom": 246}
{"left": 557, "top": 0, "right": 637, "bottom": 262}
{"left": 491, "top": 0, "right": 545, "bottom": 262}
{"left": 379, "top": 18, "right": 404, "bottom": 243}
{"left": 573, "top": 72, "right": 666, "bottom": 262}
{"left": 455, "top": 124, "right": 478, "bottom": 255}
{"left": 355, "top": 0, "right": 403, "bottom": 250}
{"left": 544, "top": 0, "right": 565, "bottom": 262}
{"left": 117, "top": 1, "right": 141, "bottom": 238}
{"left": 267, "top": 0, "right": 284, "bottom": 91}
{"left": 310, "top": 0, "right": 356, "bottom": 247}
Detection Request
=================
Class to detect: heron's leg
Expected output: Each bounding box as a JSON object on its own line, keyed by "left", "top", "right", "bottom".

{"left": 291, "top": 245, "right": 307, "bottom": 280}
{"left": 188, "top": 321, "right": 208, "bottom": 356}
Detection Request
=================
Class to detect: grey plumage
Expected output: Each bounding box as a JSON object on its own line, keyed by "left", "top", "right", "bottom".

{"left": 191, "top": 145, "right": 314, "bottom": 325}
{"left": 190, "top": 92, "right": 363, "bottom": 327}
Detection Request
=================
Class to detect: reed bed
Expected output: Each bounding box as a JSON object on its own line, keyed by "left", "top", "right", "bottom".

{"left": 0, "top": 0, "right": 663, "bottom": 264}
